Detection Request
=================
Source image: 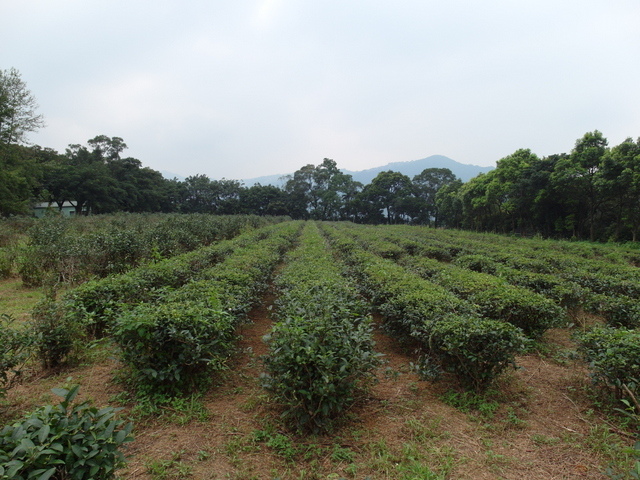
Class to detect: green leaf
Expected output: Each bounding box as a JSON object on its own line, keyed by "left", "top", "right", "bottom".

{"left": 37, "top": 467, "right": 57, "bottom": 480}
{"left": 37, "top": 424, "right": 51, "bottom": 444}
{"left": 71, "top": 444, "right": 85, "bottom": 457}
{"left": 114, "top": 428, "right": 129, "bottom": 443}
{"left": 50, "top": 388, "right": 68, "bottom": 398}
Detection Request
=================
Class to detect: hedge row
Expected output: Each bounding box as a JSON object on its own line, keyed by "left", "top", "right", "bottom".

{"left": 112, "top": 221, "right": 302, "bottom": 397}
{"left": 61, "top": 222, "right": 286, "bottom": 336}
{"left": 403, "top": 256, "right": 564, "bottom": 338}
{"left": 262, "top": 222, "right": 379, "bottom": 432}
{"left": 341, "top": 224, "right": 563, "bottom": 338}
{"left": 320, "top": 223, "right": 527, "bottom": 392}
{"left": 18, "top": 213, "right": 284, "bottom": 286}
{"left": 350, "top": 223, "right": 640, "bottom": 329}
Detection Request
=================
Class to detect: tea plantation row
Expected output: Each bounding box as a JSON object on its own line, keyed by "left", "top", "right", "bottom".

{"left": 2, "top": 220, "right": 639, "bottom": 479}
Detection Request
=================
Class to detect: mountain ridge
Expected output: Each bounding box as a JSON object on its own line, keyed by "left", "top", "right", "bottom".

{"left": 241, "top": 155, "right": 494, "bottom": 186}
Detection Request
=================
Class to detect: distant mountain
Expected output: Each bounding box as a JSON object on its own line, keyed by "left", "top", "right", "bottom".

{"left": 242, "top": 155, "right": 493, "bottom": 187}
{"left": 240, "top": 173, "right": 289, "bottom": 187}
{"left": 161, "top": 170, "right": 186, "bottom": 181}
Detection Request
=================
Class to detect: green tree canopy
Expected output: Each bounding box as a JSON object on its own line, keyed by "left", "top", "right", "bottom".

{"left": 0, "top": 68, "right": 44, "bottom": 145}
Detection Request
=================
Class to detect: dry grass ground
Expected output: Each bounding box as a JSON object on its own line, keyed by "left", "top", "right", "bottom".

{"left": 1, "top": 280, "right": 637, "bottom": 480}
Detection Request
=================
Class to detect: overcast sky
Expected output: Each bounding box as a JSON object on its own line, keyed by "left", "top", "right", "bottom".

{"left": 3, "top": 0, "right": 640, "bottom": 180}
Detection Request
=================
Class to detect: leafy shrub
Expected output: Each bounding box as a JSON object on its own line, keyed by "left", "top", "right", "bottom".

{"left": 263, "top": 222, "right": 379, "bottom": 433}
{"left": 419, "top": 261, "right": 563, "bottom": 338}
{"left": 0, "top": 385, "right": 133, "bottom": 480}
{"left": 470, "top": 286, "right": 564, "bottom": 337}
{"left": 59, "top": 221, "right": 294, "bottom": 336}
{"left": 17, "top": 214, "right": 284, "bottom": 287}
{"left": 31, "top": 297, "right": 83, "bottom": 369}
{"left": 428, "top": 316, "right": 528, "bottom": 391}
{"left": 109, "top": 222, "right": 300, "bottom": 398}
{"left": 496, "top": 268, "right": 586, "bottom": 313}
{"left": 574, "top": 271, "right": 640, "bottom": 299}
{"left": 587, "top": 294, "right": 640, "bottom": 329}
{"left": 112, "top": 301, "right": 237, "bottom": 397}
{"left": 321, "top": 223, "right": 526, "bottom": 392}
{"left": 577, "top": 326, "right": 640, "bottom": 402}
{"left": 0, "top": 250, "right": 12, "bottom": 279}
{"left": 0, "top": 314, "right": 33, "bottom": 398}
{"left": 453, "top": 254, "right": 499, "bottom": 274}
{"left": 17, "top": 248, "right": 46, "bottom": 287}
{"left": 263, "top": 309, "right": 378, "bottom": 433}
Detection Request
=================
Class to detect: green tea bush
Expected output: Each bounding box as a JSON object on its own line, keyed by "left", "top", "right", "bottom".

{"left": 408, "top": 257, "right": 563, "bottom": 338}
{"left": 343, "top": 227, "right": 564, "bottom": 338}
{"left": 453, "top": 254, "right": 499, "bottom": 274}
{"left": 578, "top": 326, "right": 640, "bottom": 402}
{"left": 496, "top": 268, "right": 586, "bottom": 313}
{"left": 263, "top": 222, "right": 379, "bottom": 432}
{"left": 429, "top": 315, "right": 527, "bottom": 391}
{"left": 0, "top": 250, "right": 12, "bottom": 279}
{"left": 573, "top": 271, "right": 640, "bottom": 299}
{"left": 113, "top": 302, "right": 236, "bottom": 396}
{"left": 31, "top": 297, "right": 83, "bottom": 369}
{"left": 0, "top": 385, "right": 133, "bottom": 480}
{"left": 59, "top": 225, "right": 269, "bottom": 336}
{"left": 0, "top": 314, "right": 33, "bottom": 398}
{"left": 112, "top": 222, "right": 301, "bottom": 397}
{"left": 469, "top": 286, "right": 564, "bottom": 337}
{"left": 321, "top": 223, "right": 527, "bottom": 392}
{"left": 17, "top": 214, "right": 284, "bottom": 287}
{"left": 263, "top": 306, "right": 378, "bottom": 433}
{"left": 588, "top": 294, "right": 640, "bottom": 329}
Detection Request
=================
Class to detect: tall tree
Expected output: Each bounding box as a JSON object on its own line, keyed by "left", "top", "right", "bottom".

{"left": 239, "top": 184, "right": 289, "bottom": 216}
{"left": 551, "top": 131, "right": 608, "bottom": 240}
{"left": 282, "top": 158, "right": 355, "bottom": 220}
{"left": 87, "top": 135, "right": 128, "bottom": 161}
{"left": 412, "top": 167, "right": 458, "bottom": 226}
{"left": 435, "top": 179, "right": 464, "bottom": 228}
{"left": 182, "top": 174, "right": 216, "bottom": 213}
{"left": 0, "top": 68, "right": 45, "bottom": 145}
{"left": 357, "top": 170, "right": 415, "bottom": 224}
{"left": 600, "top": 137, "right": 640, "bottom": 241}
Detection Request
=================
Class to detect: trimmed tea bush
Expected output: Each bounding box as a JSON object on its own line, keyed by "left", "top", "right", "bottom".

{"left": 577, "top": 326, "right": 640, "bottom": 402}
{"left": 321, "top": 223, "right": 527, "bottom": 392}
{"left": 587, "top": 294, "right": 640, "bottom": 329}
{"left": 263, "top": 222, "right": 379, "bottom": 432}
{"left": 113, "top": 302, "right": 236, "bottom": 396}
{"left": 405, "top": 256, "right": 563, "bottom": 338}
{"left": 31, "top": 297, "right": 83, "bottom": 369}
{"left": 429, "top": 315, "right": 527, "bottom": 391}
{"left": 263, "top": 305, "right": 378, "bottom": 433}
{"left": 113, "top": 221, "right": 301, "bottom": 397}
{"left": 17, "top": 213, "right": 283, "bottom": 286}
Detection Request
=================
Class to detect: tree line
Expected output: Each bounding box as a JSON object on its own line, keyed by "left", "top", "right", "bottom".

{"left": 2, "top": 67, "right": 639, "bottom": 241}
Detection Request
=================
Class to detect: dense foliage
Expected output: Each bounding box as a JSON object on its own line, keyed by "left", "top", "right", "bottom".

{"left": 262, "top": 222, "right": 379, "bottom": 432}
{"left": 13, "top": 213, "right": 281, "bottom": 286}
{"left": 3, "top": 128, "right": 640, "bottom": 241}
{"left": 2, "top": 217, "right": 640, "bottom": 452}
{"left": 320, "top": 223, "right": 529, "bottom": 391}
{"left": 113, "top": 302, "right": 236, "bottom": 396}
{"left": 577, "top": 326, "right": 640, "bottom": 409}
{"left": 0, "top": 314, "right": 32, "bottom": 398}
{"left": 0, "top": 385, "right": 133, "bottom": 480}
